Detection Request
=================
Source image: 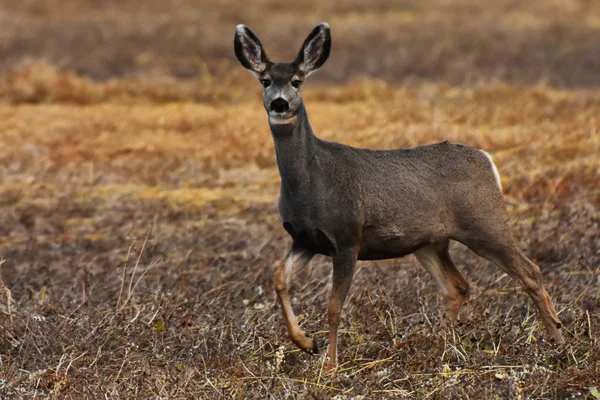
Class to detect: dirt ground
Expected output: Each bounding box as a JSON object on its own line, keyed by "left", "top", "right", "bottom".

{"left": 0, "top": 1, "right": 599, "bottom": 399}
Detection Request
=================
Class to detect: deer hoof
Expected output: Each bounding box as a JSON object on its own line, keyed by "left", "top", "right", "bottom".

{"left": 550, "top": 331, "right": 565, "bottom": 344}
{"left": 325, "top": 362, "right": 338, "bottom": 374}
{"left": 304, "top": 339, "right": 319, "bottom": 355}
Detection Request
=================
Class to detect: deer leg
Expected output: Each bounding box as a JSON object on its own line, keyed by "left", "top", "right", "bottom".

{"left": 327, "top": 248, "right": 358, "bottom": 371}
{"left": 414, "top": 241, "right": 470, "bottom": 325}
{"left": 465, "top": 238, "right": 564, "bottom": 343}
{"left": 274, "top": 246, "right": 317, "bottom": 353}
{"left": 516, "top": 251, "right": 564, "bottom": 342}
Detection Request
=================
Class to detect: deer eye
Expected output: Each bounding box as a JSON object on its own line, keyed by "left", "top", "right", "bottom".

{"left": 260, "top": 79, "right": 271, "bottom": 88}
{"left": 291, "top": 79, "right": 302, "bottom": 88}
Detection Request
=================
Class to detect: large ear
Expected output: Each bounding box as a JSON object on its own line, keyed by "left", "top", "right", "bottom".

{"left": 234, "top": 24, "right": 269, "bottom": 75}
{"left": 295, "top": 22, "right": 331, "bottom": 76}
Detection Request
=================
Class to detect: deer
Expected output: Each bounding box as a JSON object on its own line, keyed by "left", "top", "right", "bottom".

{"left": 234, "top": 22, "right": 564, "bottom": 371}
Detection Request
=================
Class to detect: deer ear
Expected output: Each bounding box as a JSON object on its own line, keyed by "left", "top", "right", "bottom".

{"left": 296, "top": 22, "right": 331, "bottom": 77}
{"left": 234, "top": 25, "right": 269, "bottom": 75}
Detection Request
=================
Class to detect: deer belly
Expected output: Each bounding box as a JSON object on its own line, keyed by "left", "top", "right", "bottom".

{"left": 282, "top": 221, "right": 337, "bottom": 256}
{"left": 358, "top": 227, "right": 430, "bottom": 260}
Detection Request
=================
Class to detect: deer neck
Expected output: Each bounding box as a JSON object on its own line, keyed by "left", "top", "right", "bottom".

{"left": 270, "top": 104, "right": 318, "bottom": 194}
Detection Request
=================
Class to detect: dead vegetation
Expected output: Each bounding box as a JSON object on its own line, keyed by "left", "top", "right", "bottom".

{"left": 0, "top": 0, "right": 600, "bottom": 398}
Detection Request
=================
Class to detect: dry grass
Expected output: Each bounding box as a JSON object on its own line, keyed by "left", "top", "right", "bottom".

{"left": 1, "top": 0, "right": 600, "bottom": 399}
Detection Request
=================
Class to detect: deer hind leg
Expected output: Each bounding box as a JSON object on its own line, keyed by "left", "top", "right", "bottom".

{"left": 274, "top": 246, "right": 317, "bottom": 354}
{"left": 463, "top": 235, "right": 564, "bottom": 343}
{"left": 414, "top": 240, "right": 470, "bottom": 325}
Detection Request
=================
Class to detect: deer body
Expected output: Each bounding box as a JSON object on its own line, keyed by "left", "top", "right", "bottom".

{"left": 275, "top": 107, "right": 503, "bottom": 261}
{"left": 234, "top": 22, "right": 564, "bottom": 370}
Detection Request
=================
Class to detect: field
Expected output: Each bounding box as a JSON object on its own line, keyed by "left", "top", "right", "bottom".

{"left": 0, "top": 0, "right": 599, "bottom": 398}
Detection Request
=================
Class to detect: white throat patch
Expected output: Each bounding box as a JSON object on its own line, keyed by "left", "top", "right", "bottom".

{"left": 269, "top": 115, "right": 297, "bottom": 125}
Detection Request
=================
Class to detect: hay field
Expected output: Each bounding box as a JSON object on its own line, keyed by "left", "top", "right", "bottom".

{"left": 0, "top": 0, "right": 599, "bottom": 398}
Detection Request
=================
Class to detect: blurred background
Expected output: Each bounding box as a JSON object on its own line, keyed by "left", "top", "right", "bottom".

{"left": 1, "top": 1, "right": 599, "bottom": 398}
{"left": 1, "top": 0, "right": 600, "bottom": 91}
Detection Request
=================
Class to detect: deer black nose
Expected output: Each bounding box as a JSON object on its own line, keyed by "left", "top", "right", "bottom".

{"left": 270, "top": 98, "right": 289, "bottom": 113}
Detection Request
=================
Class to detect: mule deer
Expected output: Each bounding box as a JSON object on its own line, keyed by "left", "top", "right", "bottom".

{"left": 234, "top": 22, "right": 564, "bottom": 370}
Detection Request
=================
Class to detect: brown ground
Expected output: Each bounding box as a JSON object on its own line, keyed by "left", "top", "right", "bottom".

{"left": 0, "top": 1, "right": 599, "bottom": 399}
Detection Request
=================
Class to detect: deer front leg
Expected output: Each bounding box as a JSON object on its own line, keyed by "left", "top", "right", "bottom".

{"left": 327, "top": 248, "right": 358, "bottom": 371}
{"left": 274, "top": 246, "right": 317, "bottom": 353}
